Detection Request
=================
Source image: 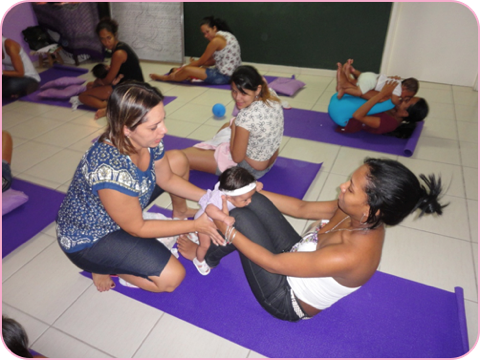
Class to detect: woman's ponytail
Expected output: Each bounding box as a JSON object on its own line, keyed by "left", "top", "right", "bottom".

{"left": 414, "top": 174, "right": 448, "bottom": 216}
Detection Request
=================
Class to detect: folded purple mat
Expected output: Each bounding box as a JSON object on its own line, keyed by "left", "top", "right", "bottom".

{"left": 283, "top": 108, "right": 423, "bottom": 157}
{"left": 162, "top": 134, "right": 321, "bottom": 198}
{"left": 2, "top": 179, "right": 65, "bottom": 258}
{"left": 81, "top": 207, "right": 468, "bottom": 358}
{"left": 19, "top": 64, "right": 175, "bottom": 111}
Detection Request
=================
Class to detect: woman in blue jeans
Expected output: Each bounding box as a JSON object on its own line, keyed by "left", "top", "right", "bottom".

{"left": 149, "top": 16, "right": 241, "bottom": 85}
{"left": 178, "top": 159, "right": 446, "bottom": 321}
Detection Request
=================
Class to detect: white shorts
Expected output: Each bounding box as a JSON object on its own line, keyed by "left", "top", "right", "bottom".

{"left": 356, "top": 72, "right": 379, "bottom": 94}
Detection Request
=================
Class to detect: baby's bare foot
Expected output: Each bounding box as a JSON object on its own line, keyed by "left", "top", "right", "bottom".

{"left": 94, "top": 108, "right": 106, "bottom": 120}
{"left": 177, "top": 234, "right": 198, "bottom": 261}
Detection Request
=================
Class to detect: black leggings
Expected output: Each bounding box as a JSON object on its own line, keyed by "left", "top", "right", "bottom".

{"left": 2, "top": 76, "right": 39, "bottom": 98}
{"left": 205, "top": 192, "right": 303, "bottom": 321}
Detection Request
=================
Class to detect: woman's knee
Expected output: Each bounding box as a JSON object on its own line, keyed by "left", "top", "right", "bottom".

{"left": 166, "top": 149, "right": 190, "bottom": 176}
{"left": 153, "top": 256, "right": 186, "bottom": 292}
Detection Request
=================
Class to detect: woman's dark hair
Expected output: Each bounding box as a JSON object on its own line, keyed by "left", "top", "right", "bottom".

{"left": 230, "top": 65, "right": 280, "bottom": 104}
{"left": 362, "top": 158, "right": 447, "bottom": 229}
{"left": 387, "top": 98, "right": 429, "bottom": 139}
{"left": 404, "top": 98, "right": 429, "bottom": 123}
{"left": 98, "top": 81, "right": 164, "bottom": 155}
{"left": 200, "top": 16, "right": 232, "bottom": 33}
{"left": 96, "top": 17, "right": 119, "bottom": 36}
{"left": 218, "top": 167, "right": 255, "bottom": 191}
{"left": 2, "top": 316, "right": 33, "bottom": 358}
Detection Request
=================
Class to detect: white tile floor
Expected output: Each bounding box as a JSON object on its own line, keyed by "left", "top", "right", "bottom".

{"left": 2, "top": 60, "right": 478, "bottom": 358}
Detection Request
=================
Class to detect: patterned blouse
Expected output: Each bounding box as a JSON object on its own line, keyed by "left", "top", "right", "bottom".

{"left": 56, "top": 140, "right": 165, "bottom": 253}
{"left": 235, "top": 90, "right": 284, "bottom": 161}
{"left": 213, "top": 31, "right": 241, "bottom": 76}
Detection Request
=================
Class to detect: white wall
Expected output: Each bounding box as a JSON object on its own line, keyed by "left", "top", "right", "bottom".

{"left": 381, "top": 2, "right": 478, "bottom": 87}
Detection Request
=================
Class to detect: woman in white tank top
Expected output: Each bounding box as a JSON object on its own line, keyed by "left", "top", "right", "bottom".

{"left": 2, "top": 36, "right": 40, "bottom": 98}
{"left": 178, "top": 158, "right": 447, "bottom": 321}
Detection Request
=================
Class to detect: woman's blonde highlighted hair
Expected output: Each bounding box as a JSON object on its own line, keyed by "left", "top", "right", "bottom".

{"left": 98, "top": 81, "right": 164, "bottom": 155}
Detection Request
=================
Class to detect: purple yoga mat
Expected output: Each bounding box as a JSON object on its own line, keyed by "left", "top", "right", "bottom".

{"left": 157, "top": 75, "right": 278, "bottom": 91}
{"left": 81, "top": 206, "right": 468, "bottom": 358}
{"left": 283, "top": 108, "right": 423, "bottom": 157}
{"left": 162, "top": 134, "right": 321, "bottom": 198}
{"left": 2, "top": 179, "right": 65, "bottom": 258}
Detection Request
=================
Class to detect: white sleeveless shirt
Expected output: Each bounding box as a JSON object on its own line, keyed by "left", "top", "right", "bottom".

{"left": 287, "top": 222, "right": 361, "bottom": 310}
{"left": 2, "top": 36, "right": 41, "bottom": 82}
{"left": 213, "top": 31, "right": 241, "bottom": 76}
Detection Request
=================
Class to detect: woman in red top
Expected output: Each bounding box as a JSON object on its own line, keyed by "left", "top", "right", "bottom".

{"left": 337, "top": 81, "right": 429, "bottom": 137}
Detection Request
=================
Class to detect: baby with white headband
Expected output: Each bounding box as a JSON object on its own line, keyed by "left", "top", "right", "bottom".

{"left": 193, "top": 166, "right": 263, "bottom": 275}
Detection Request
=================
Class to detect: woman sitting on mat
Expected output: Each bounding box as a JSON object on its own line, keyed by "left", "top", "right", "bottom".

{"left": 336, "top": 63, "right": 429, "bottom": 138}
{"left": 178, "top": 158, "right": 446, "bottom": 321}
{"left": 149, "top": 16, "right": 241, "bottom": 85}
{"left": 2, "top": 36, "right": 41, "bottom": 98}
{"left": 57, "top": 81, "right": 223, "bottom": 293}
{"left": 78, "top": 17, "right": 144, "bottom": 120}
{"left": 182, "top": 65, "right": 284, "bottom": 180}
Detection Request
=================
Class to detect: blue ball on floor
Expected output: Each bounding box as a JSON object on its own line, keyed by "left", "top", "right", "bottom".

{"left": 212, "top": 103, "right": 226, "bottom": 117}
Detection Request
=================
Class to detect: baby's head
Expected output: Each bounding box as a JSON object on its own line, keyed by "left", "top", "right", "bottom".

{"left": 401, "top": 78, "right": 419, "bottom": 102}
{"left": 92, "top": 63, "right": 109, "bottom": 79}
{"left": 219, "top": 166, "right": 256, "bottom": 208}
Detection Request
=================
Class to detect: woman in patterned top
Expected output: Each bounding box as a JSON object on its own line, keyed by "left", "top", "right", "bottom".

{"left": 149, "top": 16, "right": 241, "bottom": 85}
{"left": 56, "top": 82, "right": 223, "bottom": 293}
{"left": 181, "top": 65, "right": 284, "bottom": 179}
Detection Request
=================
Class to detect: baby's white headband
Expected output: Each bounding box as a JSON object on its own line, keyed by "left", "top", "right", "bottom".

{"left": 222, "top": 182, "right": 256, "bottom": 196}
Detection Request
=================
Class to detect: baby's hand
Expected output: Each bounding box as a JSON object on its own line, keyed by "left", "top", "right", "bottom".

{"left": 256, "top": 181, "right": 263, "bottom": 191}
{"left": 223, "top": 215, "right": 235, "bottom": 226}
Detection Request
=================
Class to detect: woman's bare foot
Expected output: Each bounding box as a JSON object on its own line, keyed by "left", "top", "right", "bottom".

{"left": 149, "top": 73, "right": 169, "bottom": 82}
{"left": 92, "top": 273, "right": 115, "bottom": 292}
{"left": 94, "top": 108, "right": 106, "bottom": 120}
{"left": 177, "top": 234, "right": 198, "bottom": 261}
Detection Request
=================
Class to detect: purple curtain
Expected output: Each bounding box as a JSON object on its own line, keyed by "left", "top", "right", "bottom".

{"left": 32, "top": 2, "right": 103, "bottom": 61}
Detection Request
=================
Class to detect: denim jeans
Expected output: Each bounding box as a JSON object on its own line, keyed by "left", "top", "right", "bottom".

{"left": 205, "top": 192, "right": 303, "bottom": 321}
{"left": 204, "top": 67, "right": 231, "bottom": 85}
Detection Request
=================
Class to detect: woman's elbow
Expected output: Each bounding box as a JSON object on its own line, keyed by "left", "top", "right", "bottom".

{"left": 231, "top": 153, "right": 244, "bottom": 163}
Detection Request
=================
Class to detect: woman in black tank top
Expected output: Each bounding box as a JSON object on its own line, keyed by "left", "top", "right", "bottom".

{"left": 78, "top": 17, "right": 144, "bottom": 120}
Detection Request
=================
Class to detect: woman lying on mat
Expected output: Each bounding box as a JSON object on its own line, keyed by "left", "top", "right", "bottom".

{"left": 57, "top": 81, "right": 223, "bottom": 293}
{"left": 149, "top": 16, "right": 241, "bottom": 85}
{"left": 336, "top": 65, "right": 429, "bottom": 138}
{"left": 77, "top": 17, "right": 144, "bottom": 120}
{"left": 181, "top": 65, "right": 284, "bottom": 180}
{"left": 178, "top": 158, "right": 447, "bottom": 321}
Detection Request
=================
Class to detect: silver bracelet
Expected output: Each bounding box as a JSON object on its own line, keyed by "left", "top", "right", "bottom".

{"left": 225, "top": 225, "right": 236, "bottom": 245}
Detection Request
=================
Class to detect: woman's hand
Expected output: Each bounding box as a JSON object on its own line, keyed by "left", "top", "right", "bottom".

{"left": 379, "top": 80, "right": 398, "bottom": 98}
{"left": 194, "top": 213, "right": 224, "bottom": 245}
{"left": 256, "top": 181, "right": 263, "bottom": 192}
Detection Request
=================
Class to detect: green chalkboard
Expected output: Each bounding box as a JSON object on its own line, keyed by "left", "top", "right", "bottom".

{"left": 184, "top": 2, "right": 392, "bottom": 72}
